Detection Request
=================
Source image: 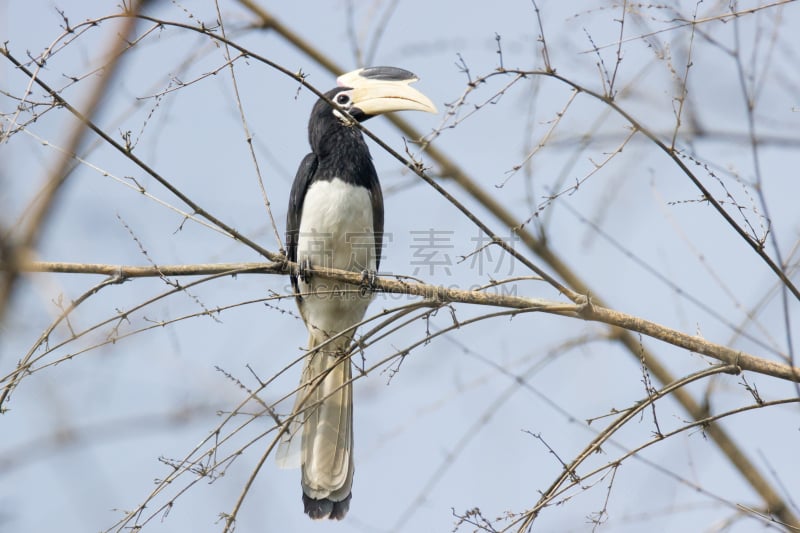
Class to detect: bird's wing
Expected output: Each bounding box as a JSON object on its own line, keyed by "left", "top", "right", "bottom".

{"left": 370, "top": 175, "right": 384, "bottom": 272}
{"left": 286, "top": 152, "right": 319, "bottom": 296}
{"left": 278, "top": 152, "right": 319, "bottom": 470}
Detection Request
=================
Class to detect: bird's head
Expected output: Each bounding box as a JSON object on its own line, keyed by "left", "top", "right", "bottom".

{"left": 308, "top": 67, "right": 436, "bottom": 155}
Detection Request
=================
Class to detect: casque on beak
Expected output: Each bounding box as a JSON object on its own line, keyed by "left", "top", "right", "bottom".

{"left": 336, "top": 67, "right": 437, "bottom": 116}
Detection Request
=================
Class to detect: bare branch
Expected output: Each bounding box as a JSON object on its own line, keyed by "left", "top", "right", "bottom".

{"left": 14, "top": 259, "right": 800, "bottom": 384}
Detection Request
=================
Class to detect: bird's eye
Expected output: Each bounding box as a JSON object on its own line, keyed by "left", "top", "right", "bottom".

{"left": 336, "top": 93, "right": 350, "bottom": 105}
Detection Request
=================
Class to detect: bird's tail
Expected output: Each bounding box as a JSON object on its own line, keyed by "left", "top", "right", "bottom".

{"left": 297, "top": 332, "right": 354, "bottom": 520}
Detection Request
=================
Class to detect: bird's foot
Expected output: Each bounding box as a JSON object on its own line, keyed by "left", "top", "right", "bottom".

{"left": 298, "top": 258, "right": 312, "bottom": 283}
{"left": 359, "top": 269, "right": 378, "bottom": 296}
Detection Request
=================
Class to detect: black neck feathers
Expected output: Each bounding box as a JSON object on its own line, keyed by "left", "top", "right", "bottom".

{"left": 308, "top": 88, "right": 378, "bottom": 189}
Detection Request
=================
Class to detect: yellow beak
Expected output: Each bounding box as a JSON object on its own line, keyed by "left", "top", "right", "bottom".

{"left": 336, "top": 67, "right": 437, "bottom": 116}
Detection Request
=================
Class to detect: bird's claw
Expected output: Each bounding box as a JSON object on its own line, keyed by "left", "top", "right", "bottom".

{"left": 359, "top": 269, "right": 378, "bottom": 296}
{"left": 298, "top": 258, "right": 312, "bottom": 283}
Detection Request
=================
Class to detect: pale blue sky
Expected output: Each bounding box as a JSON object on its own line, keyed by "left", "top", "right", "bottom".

{"left": 2, "top": 1, "right": 799, "bottom": 532}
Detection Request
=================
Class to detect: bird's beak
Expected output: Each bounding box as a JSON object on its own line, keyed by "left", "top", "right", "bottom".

{"left": 337, "top": 67, "right": 437, "bottom": 116}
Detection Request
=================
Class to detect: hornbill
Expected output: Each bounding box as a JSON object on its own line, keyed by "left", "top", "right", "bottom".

{"left": 280, "top": 67, "right": 436, "bottom": 520}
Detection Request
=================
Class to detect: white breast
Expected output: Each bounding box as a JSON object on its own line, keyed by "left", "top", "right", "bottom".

{"left": 297, "top": 178, "right": 376, "bottom": 271}
{"left": 296, "top": 178, "right": 377, "bottom": 341}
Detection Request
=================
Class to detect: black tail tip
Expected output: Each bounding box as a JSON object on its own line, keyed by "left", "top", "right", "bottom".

{"left": 303, "top": 492, "right": 352, "bottom": 520}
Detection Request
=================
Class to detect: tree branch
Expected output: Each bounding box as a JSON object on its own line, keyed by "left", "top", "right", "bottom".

{"left": 0, "top": 1, "right": 148, "bottom": 322}
{"left": 21, "top": 260, "right": 800, "bottom": 383}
